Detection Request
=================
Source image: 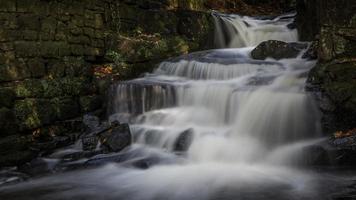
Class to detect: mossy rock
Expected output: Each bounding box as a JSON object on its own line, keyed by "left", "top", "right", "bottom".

{"left": 14, "top": 99, "right": 56, "bottom": 130}
{"left": 12, "top": 79, "right": 44, "bottom": 98}
{"left": 42, "top": 77, "right": 95, "bottom": 98}
{"left": 309, "top": 61, "right": 356, "bottom": 131}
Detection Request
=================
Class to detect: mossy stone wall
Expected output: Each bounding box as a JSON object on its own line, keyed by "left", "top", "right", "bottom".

{"left": 300, "top": 0, "right": 356, "bottom": 133}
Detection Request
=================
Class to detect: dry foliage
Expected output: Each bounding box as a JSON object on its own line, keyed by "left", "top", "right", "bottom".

{"left": 334, "top": 128, "right": 356, "bottom": 138}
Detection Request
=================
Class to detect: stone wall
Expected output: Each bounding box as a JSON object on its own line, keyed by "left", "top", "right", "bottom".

{"left": 298, "top": 0, "right": 356, "bottom": 133}
{"left": 0, "top": 0, "right": 116, "bottom": 135}
{"left": 0, "top": 0, "right": 120, "bottom": 166}
{"left": 0, "top": 0, "right": 217, "bottom": 166}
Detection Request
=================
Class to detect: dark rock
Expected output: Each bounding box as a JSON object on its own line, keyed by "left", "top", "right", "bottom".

{"left": 0, "top": 168, "right": 28, "bottom": 186}
{"left": 251, "top": 40, "right": 307, "bottom": 60}
{"left": 18, "top": 158, "right": 57, "bottom": 176}
{"left": 174, "top": 128, "right": 194, "bottom": 152}
{"left": 296, "top": 0, "right": 320, "bottom": 41}
{"left": 83, "top": 114, "right": 101, "bottom": 132}
{"left": 81, "top": 136, "right": 99, "bottom": 151}
{"left": 83, "top": 152, "right": 124, "bottom": 167}
{"left": 308, "top": 61, "right": 356, "bottom": 133}
{"left": 100, "top": 122, "right": 132, "bottom": 152}
{"left": 302, "top": 41, "right": 318, "bottom": 60}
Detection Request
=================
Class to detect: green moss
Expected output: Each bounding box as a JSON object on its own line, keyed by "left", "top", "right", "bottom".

{"left": 13, "top": 79, "right": 44, "bottom": 98}
{"left": 14, "top": 99, "right": 56, "bottom": 130}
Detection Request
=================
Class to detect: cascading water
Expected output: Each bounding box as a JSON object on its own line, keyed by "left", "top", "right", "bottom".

{"left": 212, "top": 12, "right": 298, "bottom": 48}
{"left": 1, "top": 12, "right": 354, "bottom": 200}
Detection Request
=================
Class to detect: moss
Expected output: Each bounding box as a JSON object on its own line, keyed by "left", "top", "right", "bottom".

{"left": 42, "top": 77, "right": 95, "bottom": 98}
{"left": 14, "top": 99, "right": 56, "bottom": 130}
{"left": 13, "top": 79, "right": 44, "bottom": 98}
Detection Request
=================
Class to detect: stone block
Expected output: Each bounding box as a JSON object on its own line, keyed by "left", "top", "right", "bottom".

{"left": 79, "top": 95, "right": 102, "bottom": 112}
{"left": 0, "top": 0, "right": 16, "bottom": 12}
{"left": 0, "top": 60, "right": 31, "bottom": 82}
{"left": 15, "top": 41, "right": 39, "bottom": 57}
{"left": 0, "top": 88, "right": 16, "bottom": 108}
{"left": 17, "top": 15, "right": 41, "bottom": 30}
{"left": 51, "top": 97, "right": 80, "bottom": 120}
{"left": 27, "top": 58, "right": 46, "bottom": 78}
{"left": 0, "top": 107, "right": 18, "bottom": 136}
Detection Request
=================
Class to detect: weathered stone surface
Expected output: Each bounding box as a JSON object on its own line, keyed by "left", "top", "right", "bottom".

{"left": 308, "top": 61, "right": 356, "bottom": 133}
{"left": 100, "top": 122, "right": 132, "bottom": 152}
{"left": 80, "top": 95, "right": 102, "bottom": 113}
{"left": 300, "top": 0, "right": 356, "bottom": 133}
{"left": 251, "top": 40, "right": 307, "bottom": 60}
{"left": 0, "top": 107, "right": 18, "bottom": 135}
{"left": 0, "top": 87, "right": 15, "bottom": 108}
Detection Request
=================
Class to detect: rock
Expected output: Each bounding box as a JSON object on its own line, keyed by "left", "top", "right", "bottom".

{"left": 308, "top": 61, "right": 356, "bottom": 133}
{"left": 100, "top": 122, "right": 132, "bottom": 152}
{"left": 81, "top": 136, "right": 99, "bottom": 151}
{"left": 173, "top": 128, "right": 194, "bottom": 152}
{"left": 251, "top": 40, "right": 308, "bottom": 60}
{"left": 296, "top": 0, "right": 320, "bottom": 41}
{"left": 83, "top": 114, "right": 101, "bottom": 132}
{"left": 18, "top": 158, "right": 57, "bottom": 176}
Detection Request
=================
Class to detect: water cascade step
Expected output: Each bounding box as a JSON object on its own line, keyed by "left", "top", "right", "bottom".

{"left": 1, "top": 12, "right": 342, "bottom": 200}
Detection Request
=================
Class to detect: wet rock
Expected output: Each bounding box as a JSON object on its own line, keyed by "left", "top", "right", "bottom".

{"left": 308, "top": 61, "right": 356, "bottom": 133}
{"left": 83, "top": 152, "right": 124, "bottom": 167}
{"left": 0, "top": 168, "right": 29, "bottom": 186}
{"left": 251, "top": 40, "right": 308, "bottom": 60}
{"left": 83, "top": 114, "right": 101, "bottom": 132}
{"left": 174, "top": 128, "right": 194, "bottom": 152}
{"left": 100, "top": 122, "right": 132, "bottom": 152}
{"left": 18, "top": 158, "right": 58, "bottom": 176}
{"left": 302, "top": 41, "right": 318, "bottom": 60}
{"left": 326, "top": 133, "right": 356, "bottom": 166}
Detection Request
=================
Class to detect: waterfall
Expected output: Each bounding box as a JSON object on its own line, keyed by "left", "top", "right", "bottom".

{"left": 0, "top": 12, "right": 331, "bottom": 200}
{"left": 102, "top": 12, "right": 323, "bottom": 199}
{"left": 212, "top": 12, "right": 298, "bottom": 48}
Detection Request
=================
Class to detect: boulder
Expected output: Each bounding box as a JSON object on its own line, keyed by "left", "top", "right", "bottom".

{"left": 173, "top": 128, "right": 194, "bottom": 152}
{"left": 100, "top": 122, "right": 132, "bottom": 152}
{"left": 251, "top": 40, "right": 307, "bottom": 60}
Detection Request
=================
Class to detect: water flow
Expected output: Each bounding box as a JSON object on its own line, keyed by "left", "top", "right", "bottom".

{"left": 0, "top": 12, "right": 330, "bottom": 200}
{"left": 212, "top": 12, "right": 298, "bottom": 48}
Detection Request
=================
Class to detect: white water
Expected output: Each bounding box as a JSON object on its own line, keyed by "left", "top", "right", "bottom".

{"left": 212, "top": 12, "right": 298, "bottom": 48}
{"left": 0, "top": 12, "right": 337, "bottom": 200}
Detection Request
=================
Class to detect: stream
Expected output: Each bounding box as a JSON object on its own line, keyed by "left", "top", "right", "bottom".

{"left": 1, "top": 12, "right": 356, "bottom": 200}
